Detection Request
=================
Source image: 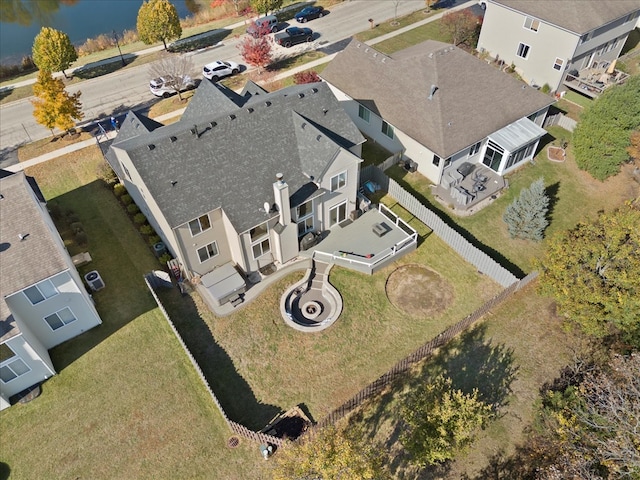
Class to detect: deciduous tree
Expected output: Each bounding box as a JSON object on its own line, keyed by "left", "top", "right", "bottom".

{"left": 537, "top": 200, "right": 640, "bottom": 346}
{"left": 250, "top": 0, "right": 282, "bottom": 15}
{"left": 272, "top": 425, "right": 388, "bottom": 480}
{"left": 400, "top": 375, "right": 492, "bottom": 466}
{"left": 32, "top": 26, "right": 78, "bottom": 78}
{"left": 439, "top": 9, "right": 481, "bottom": 46}
{"left": 31, "top": 69, "right": 83, "bottom": 137}
{"left": 237, "top": 24, "right": 272, "bottom": 74}
{"left": 535, "top": 354, "right": 640, "bottom": 479}
{"left": 502, "top": 177, "right": 549, "bottom": 241}
{"left": 573, "top": 75, "right": 640, "bottom": 180}
{"left": 149, "top": 52, "right": 195, "bottom": 101}
{"left": 137, "top": 0, "right": 182, "bottom": 50}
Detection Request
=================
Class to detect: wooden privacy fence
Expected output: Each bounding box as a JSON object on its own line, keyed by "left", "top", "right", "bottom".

{"left": 317, "top": 271, "right": 538, "bottom": 429}
{"left": 543, "top": 111, "right": 577, "bottom": 132}
{"left": 144, "top": 276, "right": 284, "bottom": 448}
{"left": 361, "top": 165, "right": 519, "bottom": 287}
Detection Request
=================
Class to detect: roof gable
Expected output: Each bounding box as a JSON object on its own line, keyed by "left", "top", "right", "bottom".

{"left": 110, "top": 82, "right": 364, "bottom": 233}
{"left": 180, "top": 79, "right": 245, "bottom": 122}
{"left": 321, "top": 39, "right": 554, "bottom": 158}
{"left": 490, "top": 0, "right": 640, "bottom": 34}
{"left": 0, "top": 172, "right": 68, "bottom": 335}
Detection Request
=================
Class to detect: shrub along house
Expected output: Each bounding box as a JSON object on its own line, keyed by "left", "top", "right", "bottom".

{"left": 106, "top": 80, "right": 365, "bottom": 306}
{"left": 477, "top": 0, "right": 640, "bottom": 97}
{"left": 0, "top": 171, "right": 102, "bottom": 410}
{"left": 321, "top": 39, "right": 554, "bottom": 208}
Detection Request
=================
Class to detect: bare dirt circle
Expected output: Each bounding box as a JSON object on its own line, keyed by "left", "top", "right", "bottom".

{"left": 385, "top": 264, "right": 454, "bottom": 317}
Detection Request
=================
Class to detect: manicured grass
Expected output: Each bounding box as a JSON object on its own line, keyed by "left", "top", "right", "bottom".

{"left": 561, "top": 90, "right": 594, "bottom": 109}
{"left": 363, "top": 14, "right": 453, "bottom": 54}
{"left": 386, "top": 126, "right": 640, "bottom": 273}
{"left": 0, "top": 149, "right": 265, "bottom": 479}
{"left": 355, "top": 8, "right": 438, "bottom": 43}
{"left": 17, "top": 131, "right": 94, "bottom": 161}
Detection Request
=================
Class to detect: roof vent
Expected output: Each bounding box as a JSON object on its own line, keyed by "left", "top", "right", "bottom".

{"left": 357, "top": 43, "right": 361, "bottom": 48}
{"left": 191, "top": 125, "right": 199, "bottom": 136}
{"left": 373, "top": 52, "right": 378, "bottom": 57}
{"left": 447, "top": 121, "right": 453, "bottom": 126}
{"left": 428, "top": 84, "right": 438, "bottom": 100}
{"left": 148, "top": 144, "right": 155, "bottom": 150}
{"left": 428, "top": 52, "right": 434, "bottom": 58}
{"left": 209, "top": 121, "right": 217, "bottom": 128}
{"left": 522, "top": 85, "right": 526, "bottom": 89}
{"left": 229, "top": 114, "right": 236, "bottom": 120}
{"left": 381, "top": 57, "right": 386, "bottom": 63}
{"left": 322, "top": 108, "right": 328, "bottom": 115}
{"left": 170, "top": 136, "right": 177, "bottom": 142}
{"left": 311, "top": 87, "right": 318, "bottom": 93}
{"left": 247, "top": 107, "right": 254, "bottom": 113}
{"left": 171, "top": 181, "right": 177, "bottom": 187}
{"left": 18, "top": 233, "right": 29, "bottom": 241}
{"left": 265, "top": 101, "right": 272, "bottom": 106}
{"left": 365, "top": 48, "right": 369, "bottom": 53}
{"left": 316, "top": 135, "right": 322, "bottom": 141}
{"left": 298, "top": 93, "right": 304, "bottom": 98}
{"left": 301, "top": 122, "right": 307, "bottom": 129}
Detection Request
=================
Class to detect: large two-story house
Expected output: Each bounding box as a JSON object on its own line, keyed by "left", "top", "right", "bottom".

{"left": 1, "top": 171, "right": 102, "bottom": 410}
{"left": 321, "top": 39, "right": 554, "bottom": 191}
{"left": 106, "top": 81, "right": 365, "bottom": 304}
{"left": 477, "top": 0, "right": 640, "bottom": 96}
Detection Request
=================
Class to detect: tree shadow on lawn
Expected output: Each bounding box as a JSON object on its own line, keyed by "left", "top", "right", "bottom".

{"left": 348, "top": 322, "right": 518, "bottom": 479}
{"left": 545, "top": 181, "right": 560, "bottom": 227}
{"left": 47, "top": 181, "right": 159, "bottom": 371}
{"left": 387, "top": 166, "right": 526, "bottom": 278}
{"left": 156, "top": 287, "right": 282, "bottom": 431}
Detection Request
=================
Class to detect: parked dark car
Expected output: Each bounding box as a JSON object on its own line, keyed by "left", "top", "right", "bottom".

{"left": 274, "top": 27, "right": 314, "bottom": 47}
{"left": 294, "top": 6, "right": 325, "bottom": 22}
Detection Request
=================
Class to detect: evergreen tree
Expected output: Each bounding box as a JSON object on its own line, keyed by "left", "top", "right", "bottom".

{"left": 137, "top": 0, "right": 182, "bottom": 49}
{"left": 503, "top": 177, "right": 549, "bottom": 241}
{"left": 31, "top": 69, "right": 83, "bottom": 137}
{"left": 32, "top": 26, "right": 78, "bottom": 78}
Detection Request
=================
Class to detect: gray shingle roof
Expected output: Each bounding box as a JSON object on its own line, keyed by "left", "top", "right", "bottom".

{"left": 109, "top": 81, "right": 364, "bottom": 233}
{"left": 491, "top": 0, "right": 640, "bottom": 34}
{"left": 321, "top": 39, "right": 554, "bottom": 159}
{"left": 180, "top": 79, "right": 245, "bottom": 122}
{"left": 0, "top": 172, "right": 69, "bottom": 341}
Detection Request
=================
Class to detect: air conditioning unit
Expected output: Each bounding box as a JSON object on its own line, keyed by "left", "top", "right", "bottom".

{"left": 84, "top": 270, "right": 105, "bottom": 292}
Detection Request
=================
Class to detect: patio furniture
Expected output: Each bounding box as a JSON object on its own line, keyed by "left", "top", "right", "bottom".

{"left": 451, "top": 185, "right": 474, "bottom": 205}
{"left": 442, "top": 169, "right": 463, "bottom": 188}
{"left": 472, "top": 170, "right": 488, "bottom": 183}
{"left": 372, "top": 222, "right": 389, "bottom": 237}
{"left": 457, "top": 162, "right": 475, "bottom": 178}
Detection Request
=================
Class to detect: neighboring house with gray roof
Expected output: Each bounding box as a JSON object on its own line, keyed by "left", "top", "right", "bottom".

{"left": 477, "top": 0, "right": 640, "bottom": 94}
{"left": 321, "top": 39, "right": 553, "bottom": 186}
{"left": 0, "top": 171, "right": 102, "bottom": 410}
{"left": 106, "top": 81, "right": 365, "bottom": 304}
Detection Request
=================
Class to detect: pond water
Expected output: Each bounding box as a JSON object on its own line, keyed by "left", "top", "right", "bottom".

{"left": 0, "top": 0, "right": 204, "bottom": 65}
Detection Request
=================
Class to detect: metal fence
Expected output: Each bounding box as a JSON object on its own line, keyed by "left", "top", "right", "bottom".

{"left": 316, "top": 270, "right": 538, "bottom": 429}
{"left": 143, "top": 276, "right": 284, "bottom": 447}
{"left": 361, "top": 165, "right": 519, "bottom": 287}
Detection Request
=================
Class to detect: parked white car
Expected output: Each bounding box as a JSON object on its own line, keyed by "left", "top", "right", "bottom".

{"left": 202, "top": 60, "right": 240, "bottom": 81}
{"left": 149, "top": 75, "right": 196, "bottom": 98}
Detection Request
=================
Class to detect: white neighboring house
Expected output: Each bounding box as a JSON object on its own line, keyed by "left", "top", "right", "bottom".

{"left": 477, "top": 0, "right": 640, "bottom": 94}
{"left": 321, "top": 39, "right": 554, "bottom": 187}
{"left": 0, "top": 171, "right": 102, "bottom": 410}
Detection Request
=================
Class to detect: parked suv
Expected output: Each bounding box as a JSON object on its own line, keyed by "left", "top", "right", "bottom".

{"left": 149, "top": 75, "right": 196, "bottom": 98}
{"left": 246, "top": 14, "right": 279, "bottom": 37}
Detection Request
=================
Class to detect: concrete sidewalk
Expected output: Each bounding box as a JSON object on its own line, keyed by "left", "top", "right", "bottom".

{"left": 5, "top": 0, "right": 476, "bottom": 173}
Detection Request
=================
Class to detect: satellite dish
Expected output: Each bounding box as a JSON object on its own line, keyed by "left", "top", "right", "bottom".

{"left": 263, "top": 202, "right": 270, "bottom": 213}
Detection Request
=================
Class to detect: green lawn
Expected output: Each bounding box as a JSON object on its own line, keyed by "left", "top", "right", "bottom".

{"left": 385, "top": 125, "right": 639, "bottom": 273}
{"left": 0, "top": 149, "right": 265, "bottom": 480}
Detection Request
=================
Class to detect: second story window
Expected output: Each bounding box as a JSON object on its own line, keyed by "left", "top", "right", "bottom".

{"left": 469, "top": 142, "right": 481, "bottom": 156}
{"left": 523, "top": 16, "right": 539, "bottom": 32}
{"left": 23, "top": 279, "right": 58, "bottom": 305}
{"left": 381, "top": 121, "right": 394, "bottom": 139}
{"left": 189, "top": 214, "right": 211, "bottom": 236}
{"left": 553, "top": 58, "right": 564, "bottom": 71}
{"left": 330, "top": 172, "right": 347, "bottom": 192}
{"left": 516, "top": 43, "right": 530, "bottom": 59}
{"left": 358, "top": 104, "right": 370, "bottom": 123}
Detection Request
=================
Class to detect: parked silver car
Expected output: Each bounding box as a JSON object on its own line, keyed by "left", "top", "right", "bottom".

{"left": 149, "top": 75, "right": 196, "bottom": 98}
